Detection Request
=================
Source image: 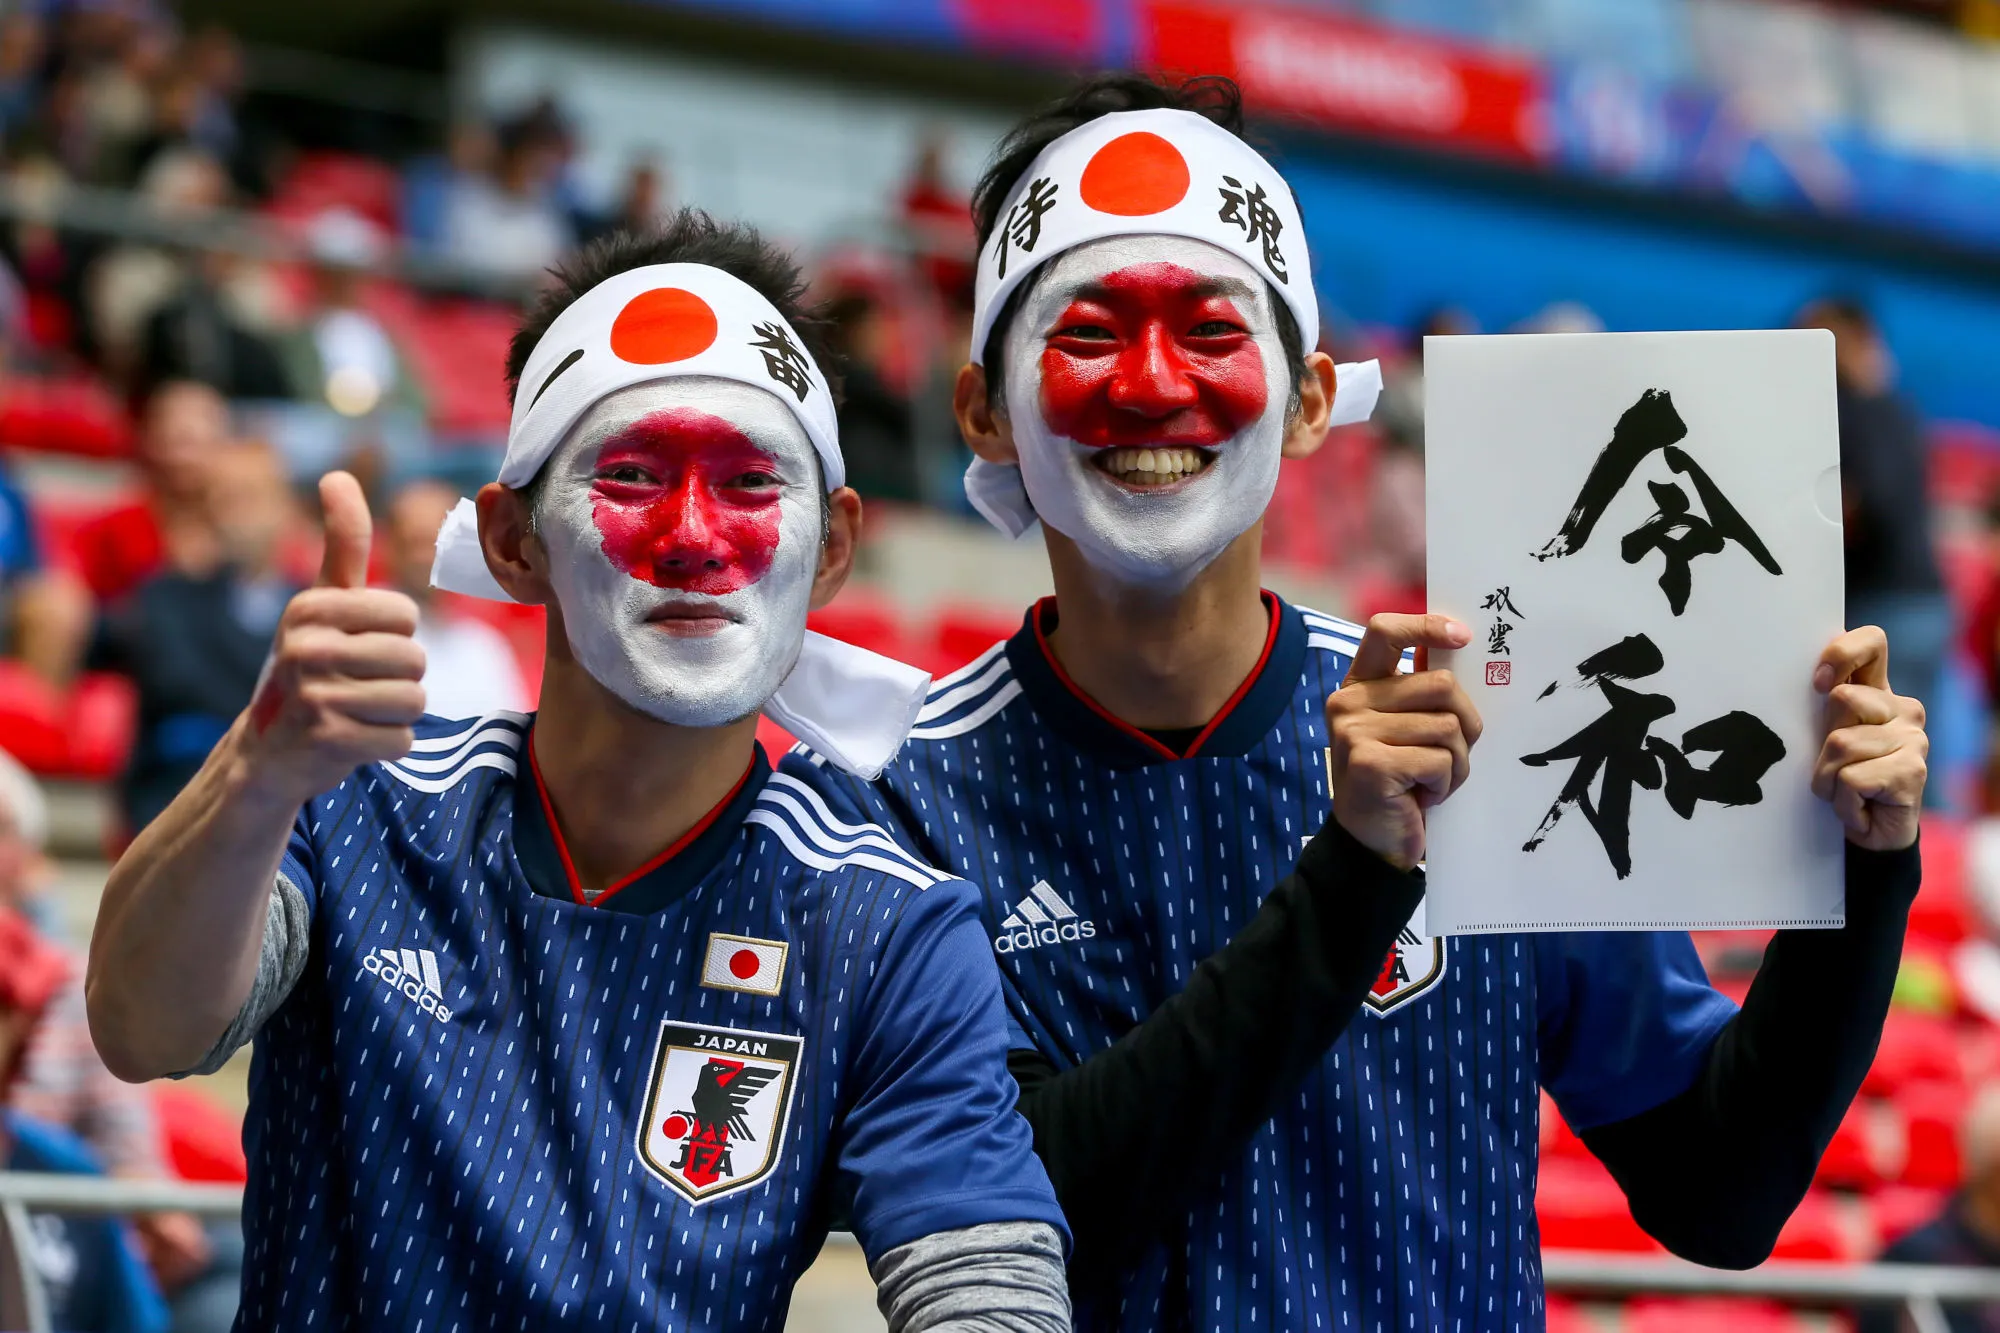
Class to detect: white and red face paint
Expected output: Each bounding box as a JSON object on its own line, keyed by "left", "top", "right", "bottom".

{"left": 1001, "top": 234, "right": 1291, "bottom": 591}
{"left": 535, "top": 378, "right": 822, "bottom": 726}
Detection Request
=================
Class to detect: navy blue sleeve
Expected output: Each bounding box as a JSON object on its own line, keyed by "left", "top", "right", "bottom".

{"left": 1535, "top": 931, "right": 1739, "bottom": 1132}
{"left": 277, "top": 805, "right": 320, "bottom": 916}
{"left": 837, "top": 874, "right": 1068, "bottom": 1264}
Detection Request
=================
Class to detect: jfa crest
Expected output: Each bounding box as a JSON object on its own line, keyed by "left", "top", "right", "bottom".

{"left": 1324, "top": 746, "right": 1448, "bottom": 1016}
{"left": 637, "top": 1021, "right": 802, "bottom": 1205}
{"left": 1365, "top": 896, "right": 1447, "bottom": 1016}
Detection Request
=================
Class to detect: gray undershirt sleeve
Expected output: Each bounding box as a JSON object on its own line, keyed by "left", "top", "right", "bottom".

{"left": 869, "top": 1220, "right": 1070, "bottom": 1333}
{"left": 171, "top": 872, "right": 311, "bottom": 1077}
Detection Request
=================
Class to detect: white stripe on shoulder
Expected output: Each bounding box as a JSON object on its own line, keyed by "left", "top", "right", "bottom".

{"left": 1298, "top": 608, "right": 1366, "bottom": 639}
{"left": 391, "top": 720, "right": 527, "bottom": 774}
{"left": 407, "top": 711, "right": 529, "bottom": 752}
{"left": 916, "top": 648, "right": 1014, "bottom": 722}
{"left": 755, "top": 783, "right": 949, "bottom": 883}
{"left": 744, "top": 810, "right": 939, "bottom": 890}
{"left": 1306, "top": 632, "right": 1362, "bottom": 656}
{"left": 929, "top": 640, "right": 1008, "bottom": 694}
{"left": 908, "top": 679, "right": 1023, "bottom": 741}
{"left": 379, "top": 751, "right": 519, "bottom": 794}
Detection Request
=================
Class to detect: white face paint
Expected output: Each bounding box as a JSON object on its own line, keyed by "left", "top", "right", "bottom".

{"left": 1001, "top": 234, "right": 1292, "bottom": 592}
{"left": 533, "top": 378, "right": 822, "bottom": 726}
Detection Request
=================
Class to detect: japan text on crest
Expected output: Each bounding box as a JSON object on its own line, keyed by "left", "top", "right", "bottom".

{"left": 1364, "top": 898, "right": 1446, "bottom": 1015}
{"left": 637, "top": 1020, "right": 802, "bottom": 1205}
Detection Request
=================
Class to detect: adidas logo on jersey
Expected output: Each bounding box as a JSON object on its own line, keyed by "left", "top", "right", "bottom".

{"left": 994, "top": 881, "right": 1097, "bottom": 954}
{"left": 360, "top": 947, "right": 454, "bottom": 1022}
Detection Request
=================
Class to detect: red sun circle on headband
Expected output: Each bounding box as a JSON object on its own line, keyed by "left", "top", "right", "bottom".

{"left": 609, "top": 288, "right": 718, "bottom": 364}
{"left": 1079, "top": 132, "right": 1191, "bottom": 217}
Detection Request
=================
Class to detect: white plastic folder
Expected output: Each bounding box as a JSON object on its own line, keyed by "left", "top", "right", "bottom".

{"left": 1422, "top": 330, "right": 1847, "bottom": 933}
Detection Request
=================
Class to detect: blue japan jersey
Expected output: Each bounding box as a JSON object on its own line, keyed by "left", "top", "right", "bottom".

{"left": 785, "top": 595, "right": 1740, "bottom": 1333}
{"left": 236, "top": 712, "right": 1063, "bottom": 1332}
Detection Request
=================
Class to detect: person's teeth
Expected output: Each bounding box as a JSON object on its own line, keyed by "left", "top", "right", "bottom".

{"left": 1138, "top": 449, "right": 1157, "bottom": 473}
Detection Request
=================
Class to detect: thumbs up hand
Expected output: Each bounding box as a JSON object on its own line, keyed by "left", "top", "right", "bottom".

{"left": 236, "top": 472, "right": 427, "bottom": 806}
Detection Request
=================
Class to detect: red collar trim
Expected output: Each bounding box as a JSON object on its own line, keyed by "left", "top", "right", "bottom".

{"left": 526, "top": 738, "right": 757, "bottom": 908}
{"left": 1029, "top": 590, "right": 1282, "bottom": 761}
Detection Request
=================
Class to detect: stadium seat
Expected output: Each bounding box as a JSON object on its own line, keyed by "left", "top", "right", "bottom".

{"left": 1814, "top": 1102, "right": 1882, "bottom": 1191}
{"left": 265, "top": 151, "right": 404, "bottom": 234}
{"left": 1538, "top": 1093, "right": 1593, "bottom": 1162}
{"left": 63, "top": 672, "right": 136, "bottom": 781}
{"left": 1623, "top": 1297, "right": 1803, "bottom": 1333}
{"left": 1898, "top": 1080, "right": 1972, "bottom": 1188}
{"left": 0, "top": 375, "right": 134, "bottom": 459}
{"left": 1535, "top": 1157, "right": 1658, "bottom": 1254}
{"left": 1865, "top": 1012, "right": 1965, "bottom": 1096}
{"left": 1769, "top": 1188, "right": 1863, "bottom": 1262}
{"left": 808, "top": 594, "right": 910, "bottom": 663}
{"left": 0, "top": 662, "right": 69, "bottom": 773}
{"left": 151, "top": 1084, "right": 247, "bottom": 1184}
{"left": 1541, "top": 1295, "right": 1593, "bottom": 1333}
{"left": 1869, "top": 1184, "right": 1950, "bottom": 1247}
{"left": 928, "top": 605, "right": 1018, "bottom": 675}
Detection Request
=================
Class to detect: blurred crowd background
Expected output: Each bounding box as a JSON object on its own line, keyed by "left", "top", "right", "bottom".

{"left": 0, "top": 0, "right": 1995, "bottom": 1329}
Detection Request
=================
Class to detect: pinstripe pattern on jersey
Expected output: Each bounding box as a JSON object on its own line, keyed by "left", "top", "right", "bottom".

{"left": 236, "top": 714, "right": 1026, "bottom": 1331}
{"left": 784, "top": 598, "right": 1543, "bottom": 1333}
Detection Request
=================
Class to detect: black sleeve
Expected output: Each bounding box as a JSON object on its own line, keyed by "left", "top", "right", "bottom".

{"left": 1010, "top": 817, "right": 1424, "bottom": 1281}
{"left": 1580, "top": 838, "right": 1922, "bottom": 1268}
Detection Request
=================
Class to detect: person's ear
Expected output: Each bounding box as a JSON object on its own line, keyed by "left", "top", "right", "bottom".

{"left": 954, "top": 363, "right": 1019, "bottom": 466}
{"left": 477, "top": 483, "right": 553, "bottom": 605}
{"left": 810, "top": 487, "right": 863, "bottom": 611}
{"left": 1282, "top": 353, "right": 1338, "bottom": 461}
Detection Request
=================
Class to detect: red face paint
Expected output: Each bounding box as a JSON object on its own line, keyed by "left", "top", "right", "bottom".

{"left": 587, "top": 409, "right": 784, "bottom": 595}
{"left": 1038, "top": 262, "right": 1269, "bottom": 449}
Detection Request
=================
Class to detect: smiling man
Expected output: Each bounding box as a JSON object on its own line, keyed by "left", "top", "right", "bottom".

{"left": 787, "top": 75, "right": 1930, "bottom": 1328}
{"left": 84, "top": 213, "right": 1069, "bottom": 1331}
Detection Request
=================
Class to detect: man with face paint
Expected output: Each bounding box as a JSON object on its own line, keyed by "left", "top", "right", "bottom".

{"left": 785, "top": 76, "right": 1931, "bottom": 1327}
{"left": 83, "top": 213, "right": 1072, "bottom": 1331}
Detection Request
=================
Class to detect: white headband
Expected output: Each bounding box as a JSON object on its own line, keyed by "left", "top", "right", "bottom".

{"left": 971, "top": 108, "right": 1317, "bottom": 364}
{"left": 429, "top": 262, "right": 927, "bottom": 779}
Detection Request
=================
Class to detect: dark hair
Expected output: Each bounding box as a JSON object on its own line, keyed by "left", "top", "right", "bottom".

{"left": 505, "top": 209, "right": 842, "bottom": 406}
{"left": 970, "top": 73, "right": 1306, "bottom": 408}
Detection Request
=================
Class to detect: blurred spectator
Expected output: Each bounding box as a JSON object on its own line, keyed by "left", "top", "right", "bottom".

{"left": 403, "top": 121, "right": 494, "bottom": 251}
{"left": 0, "top": 450, "right": 90, "bottom": 686}
{"left": 900, "top": 135, "right": 974, "bottom": 297}
{"left": 1363, "top": 308, "right": 1476, "bottom": 619}
{"left": 1798, "top": 296, "right": 1949, "bottom": 729}
{"left": 276, "top": 209, "right": 425, "bottom": 420}
{"left": 0, "top": 13, "right": 46, "bottom": 140}
{"left": 1860, "top": 1083, "right": 2000, "bottom": 1332}
{"left": 85, "top": 149, "right": 230, "bottom": 381}
{"left": 585, "top": 157, "right": 668, "bottom": 244}
{"left": 137, "top": 248, "right": 289, "bottom": 402}
{"left": 70, "top": 379, "right": 230, "bottom": 606}
{"left": 386, "top": 479, "right": 530, "bottom": 719}
{"left": 98, "top": 440, "right": 297, "bottom": 831}
{"left": 0, "top": 759, "right": 163, "bottom": 1330}
{"left": 0, "top": 751, "right": 237, "bottom": 1329}
{"left": 826, "top": 289, "right": 916, "bottom": 502}
{"left": 442, "top": 113, "right": 573, "bottom": 280}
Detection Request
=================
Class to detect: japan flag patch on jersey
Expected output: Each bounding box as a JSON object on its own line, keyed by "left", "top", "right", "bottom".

{"left": 700, "top": 933, "right": 788, "bottom": 996}
{"left": 638, "top": 1020, "right": 802, "bottom": 1204}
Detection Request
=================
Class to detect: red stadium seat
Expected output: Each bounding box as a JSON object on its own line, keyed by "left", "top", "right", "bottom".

{"left": 151, "top": 1084, "right": 247, "bottom": 1184}
{"left": 0, "top": 375, "right": 134, "bottom": 459}
{"left": 1542, "top": 1295, "right": 1593, "bottom": 1333}
{"left": 0, "top": 662, "right": 69, "bottom": 773}
{"left": 1869, "top": 1184, "right": 1950, "bottom": 1247}
{"left": 1770, "top": 1188, "right": 1862, "bottom": 1262}
{"left": 265, "top": 152, "right": 403, "bottom": 234}
{"left": 1865, "top": 1012, "right": 1965, "bottom": 1096}
{"left": 1535, "top": 1157, "right": 1658, "bottom": 1254}
{"left": 808, "top": 594, "right": 910, "bottom": 663}
{"left": 1624, "top": 1297, "right": 1803, "bottom": 1333}
{"left": 63, "top": 672, "right": 136, "bottom": 781}
{"left": 1898, "top": 1080, "right": 1971, "bottom": 1188}
{"left": 1815, "top": 1102, "right": 1882, "bottom": 1191}
{"left": 928, "top": 605, "right": 1018, "bottom": 675}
